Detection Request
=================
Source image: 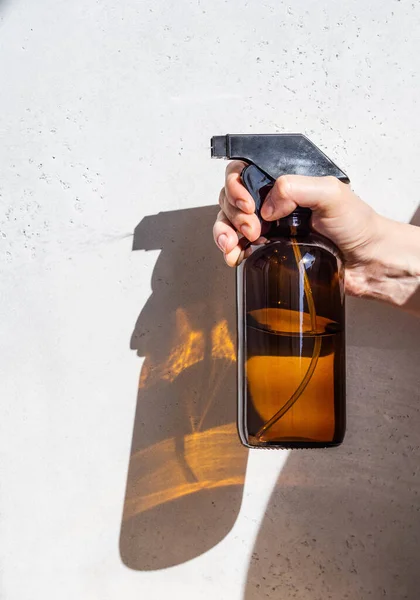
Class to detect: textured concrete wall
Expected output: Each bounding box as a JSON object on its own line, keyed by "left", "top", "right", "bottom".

{"left": 1, "top": 1, "right": 419, "bottom": 599}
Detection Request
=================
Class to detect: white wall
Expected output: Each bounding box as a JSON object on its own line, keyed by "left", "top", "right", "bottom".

{"left": 1, "top": 1, "right": 420, "bottom": 599}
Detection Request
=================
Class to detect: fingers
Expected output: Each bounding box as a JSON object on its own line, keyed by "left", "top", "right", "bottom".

{"left": 225, "top": 161, "right": 255, "bottom": 214}
{"left": 213, "top": 210, "right": 247, "bottom": 267}
{"left": 213, "top": 210, "right": 239, "bottom": 254}
{"left": 213, "top": 159, "right": 263, "bottom": 267}
{"left": 219, "top": 187, "right": 261, "bottom": 242}
{"left": 217, "top": 160, "right": 262, "bottom": 242}
{"left": 261, "top": 175, "right": 348, "bottom": 221}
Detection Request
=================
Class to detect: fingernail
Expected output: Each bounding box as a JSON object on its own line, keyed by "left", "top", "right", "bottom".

{"left": 240, "top": 224, "right": 252, "bottom": 238}
{"left": 217, "top": 233, "right": 228, "bottom": 251}
{"left": 236, "top": 199, "right": 248, "bottom": 212}
{"left": 263, "top": 200, "right": 274, "bottom": 219}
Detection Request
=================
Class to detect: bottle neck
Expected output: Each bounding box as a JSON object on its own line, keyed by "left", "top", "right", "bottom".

{"left": 265, "top": 208, "right": 312, "bottom": 238}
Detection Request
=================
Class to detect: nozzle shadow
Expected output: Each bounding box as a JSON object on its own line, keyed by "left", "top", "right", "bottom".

{"left": 119, "top": 205, "right": 248, "bottom": 571}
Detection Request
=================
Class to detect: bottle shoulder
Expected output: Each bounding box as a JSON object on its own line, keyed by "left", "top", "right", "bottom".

{"left": 299, "top": 232, "right": 341, "bottom": 259}
{"left": 241, "top": 233, "right": 342, "bottom": 269}
{"left": 237, "top": 232, "right": 345, "bottom": 324}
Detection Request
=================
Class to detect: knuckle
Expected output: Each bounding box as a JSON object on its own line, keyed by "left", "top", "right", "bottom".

{"left": 225, "top": 178, "right": 237, "bottom": 198}
{"left": 275, "top": 175, "right": 293, "bottom": 201}
{"left": 226, "top": 160, "right": 246, "bottom": 176}
{"left": 214, "top": 212, "right": 226, "bottom": 235}
{"left": 218, "top": 188, "right": 225, "bottom": 207}
{"left": 225, "top": 163, "right": 234, "bottom": 176}
{"left": 325, "top": 176, "right": 344, "bottom": 196}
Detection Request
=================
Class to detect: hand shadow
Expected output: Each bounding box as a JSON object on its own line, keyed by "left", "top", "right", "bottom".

{"left": 244, "top": 207, "right": 420, "bottom": 599}
{"left": 119, "top": 205, "right": 248, "bottom": 571}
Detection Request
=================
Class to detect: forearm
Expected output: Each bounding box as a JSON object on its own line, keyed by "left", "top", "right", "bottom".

{"left": 346, "top": 215, "right": 420, "bottom": 315}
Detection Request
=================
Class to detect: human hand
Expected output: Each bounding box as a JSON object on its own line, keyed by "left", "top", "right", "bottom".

{"left": 213, "top": 160, "right": 384, "bottom": 297}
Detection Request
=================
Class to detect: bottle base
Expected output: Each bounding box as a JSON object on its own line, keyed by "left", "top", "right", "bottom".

{"left": 240, "top": 435, "right": 345, "bottom": 450}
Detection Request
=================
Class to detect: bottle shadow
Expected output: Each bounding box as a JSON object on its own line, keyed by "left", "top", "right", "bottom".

{"left": 119, "top": 205, "right": 248, "bottom": 571}
{"left": 243, "top": 207, "right": 420, "bottom": 599}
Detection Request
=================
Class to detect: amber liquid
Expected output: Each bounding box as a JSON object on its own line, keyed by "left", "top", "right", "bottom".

{"left": 244, "top": 308, "right": 343, "bottom": 447}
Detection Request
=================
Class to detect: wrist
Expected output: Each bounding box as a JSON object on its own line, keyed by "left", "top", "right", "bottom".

{"left": 345, "top": 214, "right": 420, "bottom": 312}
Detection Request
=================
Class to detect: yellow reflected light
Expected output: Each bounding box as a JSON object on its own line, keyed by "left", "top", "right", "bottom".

{"left": 211, "top": 319, "right": 236, "bottom": 362}
{"left": 163, "top": 308, "right": 205, "bottom": 382}
{"left": 126, "top": 310, "right": 243, "bottom": 519}
{"left": 123, "top": 423, "right": 245, "bottom": 518}
{"left": 139, "top": 311, "right": 236, "bottom": 389}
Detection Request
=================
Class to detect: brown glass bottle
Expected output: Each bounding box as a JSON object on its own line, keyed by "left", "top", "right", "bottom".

{"left": 237, "top": 210, "right": 345, "bottom": 449}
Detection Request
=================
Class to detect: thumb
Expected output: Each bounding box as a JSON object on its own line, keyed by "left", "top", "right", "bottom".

{"left": 261, "top": 175, "right": 348, "bottom": 221}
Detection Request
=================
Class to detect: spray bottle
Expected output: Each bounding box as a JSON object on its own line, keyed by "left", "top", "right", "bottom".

{"left": 211, "top": 134, "right": 349, "bottom": 448}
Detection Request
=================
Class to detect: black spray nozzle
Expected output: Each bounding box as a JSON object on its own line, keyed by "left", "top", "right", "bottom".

{"left": 210, "top": 134, "right": 349, "bottom": 183}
